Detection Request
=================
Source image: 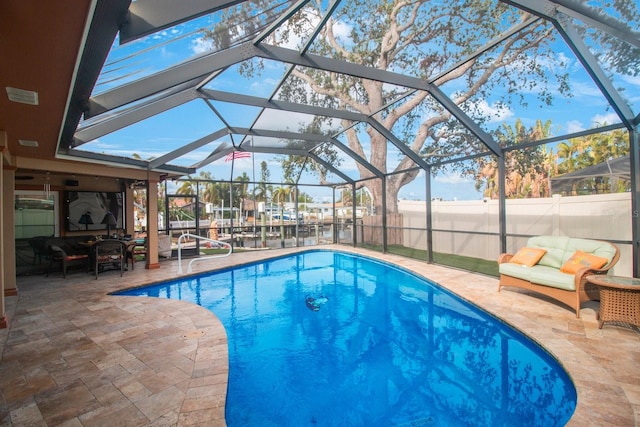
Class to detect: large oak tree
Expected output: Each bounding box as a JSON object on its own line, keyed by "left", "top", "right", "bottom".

{"left": 208, "top": 0, "right": 637, "bottom": 212}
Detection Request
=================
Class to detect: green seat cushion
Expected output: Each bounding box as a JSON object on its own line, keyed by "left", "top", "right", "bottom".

{"left": 499, "top": 262, "right": 533, "bottom": 281}
{"left": 528, "top": 266, "right": 575, "bottom": 291}
{"left": 502, "top": 236, "right": 617, "bottom": 292}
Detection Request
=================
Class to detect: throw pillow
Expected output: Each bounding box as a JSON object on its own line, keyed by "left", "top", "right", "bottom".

{"left": 560, "top": 250, "right": 609, "bottom": 274}
{"left": 509, "top": 247, "right": 547, "bottom": 267}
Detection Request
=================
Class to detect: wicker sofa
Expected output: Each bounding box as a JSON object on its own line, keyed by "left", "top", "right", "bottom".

{"left": 498, "top": 235, "right": 620, "bottom": 318}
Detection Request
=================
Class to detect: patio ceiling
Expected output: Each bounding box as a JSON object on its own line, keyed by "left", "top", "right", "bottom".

{"left": 42, "top": 0, "right": 636, "bottom": 186}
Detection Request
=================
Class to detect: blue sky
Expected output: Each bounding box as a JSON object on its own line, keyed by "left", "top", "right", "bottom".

{"left": 85, "top": 3, "right": 638, "bottom": 203}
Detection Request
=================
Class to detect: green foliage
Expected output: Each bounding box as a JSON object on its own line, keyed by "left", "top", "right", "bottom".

{"left": 474, "top": 121, "right": 631, "bottom": 198}
{"left": 255, "top": 161, "right": 272, "bottom": 202}
{"left": 556, "top": 128, "right": 629, "bottom": 175}
{"left": 205, "top": 0, "right": 639, "bottom": 209}
{"left": 475, "top": 119, "right": 554, "bottom": 199}
{"left": 554, "top": 127, "right": 630, "bottom": 194}
{"left": 206, "top": 0, "right": 569, "bottom": 210}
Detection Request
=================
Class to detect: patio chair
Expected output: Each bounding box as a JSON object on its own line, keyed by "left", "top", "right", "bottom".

{"left": 28, "top": 236, "right": 49, "bottom": 265}
{"left": 126, "top": 239, "right": 147, "bottom": 270}
{"left": 46, "top": 244, "right": 89, "bottom": 278}
{"left": 94, "top": 239, "right": 126, "bottom": 279}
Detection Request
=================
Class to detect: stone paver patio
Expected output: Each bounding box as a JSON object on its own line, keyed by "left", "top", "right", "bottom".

{"left": 0, "top": 246, "right": 638, "bottom": 426}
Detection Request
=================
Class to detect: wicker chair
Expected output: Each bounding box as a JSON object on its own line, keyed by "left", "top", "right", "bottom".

{"left": 46, "top": 244, "right": 89, "bottom": 278}
{"left": 125, "top": 239, "right": 147, "bottom": 270}
{"left": 94, "top": 240, "right": 126, "bottom": 279}
{"left": 28, "top": 236, "right": 50, "bottom": 265}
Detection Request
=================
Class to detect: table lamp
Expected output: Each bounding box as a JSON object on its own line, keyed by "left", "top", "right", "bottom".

{"left": 101, "top": 211, "right": 117, "bottom": 237}
{"left": 78, "top": 212, "right": 93, "bottom": 231}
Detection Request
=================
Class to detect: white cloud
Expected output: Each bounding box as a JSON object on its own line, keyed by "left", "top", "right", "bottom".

{"left": 434, "top": 173, "right": 473, "bottom": 185}
{"left": 621, "top": 73, "right": 640, "bottom": 86}
{"left": 474, "top": 99, "right": 514, "bottom": 123}
{"left": 570, "top": 81, "right": 604, "bottom": 98}
{"left": 331, "top": 19, "right": 352, "bottom": 41}
{"left": 191, "top": 37, "right": 214, "bottom": 55}
{"left": 591, "top": 112, "right": 621, "bottom": 127}
{"left": 565, "top": 120, "right": 584, "bottom": 134}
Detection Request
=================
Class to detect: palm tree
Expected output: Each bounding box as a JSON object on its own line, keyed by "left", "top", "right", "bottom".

{"left": 176, "top": 176, "right": 196, "bottom": 196}
{"left": 255, "top": 161, "right": 271, "bottom": 202}
{"left": 233, "top": 173, "right": 250, "bottom": 201}
{"left": 272, "top": 186, "right": 290, "bottom": 207}
{"left": 475, "top": 119, "right": 553, "bottom": 199}
{"left": 197, "top": 172, "right": 216, "bottom": 204}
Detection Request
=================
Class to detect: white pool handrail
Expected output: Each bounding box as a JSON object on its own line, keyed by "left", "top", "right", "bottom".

{"left": 177, "top": 233, "right": 232, "bottom": 274}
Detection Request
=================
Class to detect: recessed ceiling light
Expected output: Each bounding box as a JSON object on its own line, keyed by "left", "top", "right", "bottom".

{"left": 18, "top": 139, "right": 39, "bottom": 147}
{"left": 6, "top": 87, "right": 39, "bottom": 105}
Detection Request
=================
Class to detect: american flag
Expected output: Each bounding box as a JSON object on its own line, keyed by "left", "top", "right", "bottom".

{"left": 225, "top": 151, "right": 251, "bottom": 162}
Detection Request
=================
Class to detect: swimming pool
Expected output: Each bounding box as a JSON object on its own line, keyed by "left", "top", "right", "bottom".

{"left": 115, "top": 250, "right": 576, "bottom": 426}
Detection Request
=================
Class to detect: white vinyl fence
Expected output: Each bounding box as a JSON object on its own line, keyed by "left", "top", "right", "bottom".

{"left": 399, "top": 193, "right": 634, "bottom": 276}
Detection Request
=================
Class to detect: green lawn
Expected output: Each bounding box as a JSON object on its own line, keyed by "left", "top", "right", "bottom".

{"left": 201, "top": 248, "right": 248, "bottom": 255}
{"left": 364, "top": 244, "right": 499, "bottom": 277}
{"left": 202, "top": 244, "right": 499, "bottom": 277}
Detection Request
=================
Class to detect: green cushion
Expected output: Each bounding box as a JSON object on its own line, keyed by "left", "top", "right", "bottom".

{"left": 528, "top": 266, "right": 575, "bottom": 291}
{"left": 501, "top": 263, "right": 575, "bottom": 290}
{"left": 563, "top": 237, "right": 616, "bottom": 266}
{"left": 503, "top": 236, "right": 617, "bottom": 292}
{"left": 499, "top": 262, "right": 533, "bottom": 281}
{"left": 526, "top": 235, "right": 570, "bottom": 269}
{"left": 524, "top": 235, "right": 616, "bottom": 270}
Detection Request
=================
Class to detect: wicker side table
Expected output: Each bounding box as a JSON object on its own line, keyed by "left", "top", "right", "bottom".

{"left": 586, "top": 275, "right": 640, "bottom": 330}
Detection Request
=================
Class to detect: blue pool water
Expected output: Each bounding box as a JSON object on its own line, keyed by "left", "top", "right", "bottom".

{"left": 115, "top": 250, "right": 576, "bottom": 426}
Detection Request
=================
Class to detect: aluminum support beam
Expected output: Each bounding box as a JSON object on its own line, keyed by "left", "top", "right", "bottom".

{"left": 190, "top": 145, "right": 234, "bottom": 170}
{"left": 308, "top": 153, "right": 354, "bottom": 184}
{"left": 504, "top": 0, "right": 636, "bottom": 127}
{"left": 199, "top": 88, "right": 369, "bottom": 123}
{"left": 498, "top": 156, "right": 507, "bottom": 254}
{"left": 300, "top": 0, "right": 342, "bottom": 55}
{"left": 629, "top": 128, "right": 640, "bottom": 277}
{"left": 262, "top": 45, "right": 501, "bottom": 158}
{"left": 228, "top": 127, "right": 332, "bottom": 143}
{"left": 91, "top": 42, "right": 435, "bottom": 116}
{"left": 198, "top": 91, "right": 385, "bottom": 178}
{"left": 381, "top": 177, "right": 388, "bottom": 252}
{"left": 253, "top": 0, "right": 310, "bottom": 45}
{"left": 428, "top": 85, "right": 502, "bottom": 157}
{"left": 351, "top": 182, "right": 357, "bottom": 246}
{"left": 76, "top": 86, "right": 198, "bottom": 145}
{"left": 255, "top": 44, "right": 433, "bottom": 91}
{"left": 248, "top": 147, "right": 309, "bottom": 156}
{"left": 57, "top": 150, "right": 194, "bottom": 175}
{"left": 506, "top": 0, "right": 640, "bottom": 50}
{"left": 149, "top": 128, "right": 229, "bottom": 169}
{"left": 88, "top": 45, "right": 256, "bottom": 116}
{"left": 430, "top": 16, "right": 541, "bottom": 83}
{"left": 328, "top": 139, "right": 384, "bottom": 179}
{"left": 425, "top": 168, "right": 433, "bottom": 263}
{"left": 59, "top": 0, "right": 131, "bottom": 148}
{"left": 366, "top": 118, "right": 432, "bottom": 171}
{"left": 555, "top": 15, "right": 635, "bottom": 128}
